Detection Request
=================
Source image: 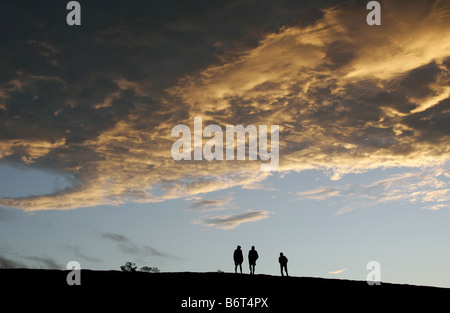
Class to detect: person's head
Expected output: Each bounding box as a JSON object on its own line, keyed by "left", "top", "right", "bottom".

{"left": 237, "top": 245, "right": 241, "bottom": 249}
{"left": 251, "top": 246, "right": 255, "bottom": 250}
{"left": 280, "top": 252, "right": 283, "bottom": 256}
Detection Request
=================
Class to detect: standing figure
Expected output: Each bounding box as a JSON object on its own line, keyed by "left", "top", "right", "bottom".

{"left": 279, "top": 252, "right": 288, "bottom": 276}
{"left": 233, "top": 245, "right": 243, "bottom": 274}
{"left": 248, "top": 246, "right": 259, "bottom": 275}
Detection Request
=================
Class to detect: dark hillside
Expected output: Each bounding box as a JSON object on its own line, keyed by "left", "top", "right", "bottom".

{"left": 2, "top": 269, "right": 448, "bottom": 311}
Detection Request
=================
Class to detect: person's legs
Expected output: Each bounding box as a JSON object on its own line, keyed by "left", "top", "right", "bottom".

{"left": 239, "top": 263, "right": 242, "bottom": 274}
{"left": 281, "top": 265, "right": 288, "bottom": 276}
{"left": 280, "top": 264, "right": 284, "bottom": 276}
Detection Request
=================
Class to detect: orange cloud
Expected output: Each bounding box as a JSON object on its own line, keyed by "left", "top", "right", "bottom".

{"left": 193, "top": 210, "right": 271, "bottom": 229}
{"left": 329, "top": 268, "right": 347, "bottom": 274}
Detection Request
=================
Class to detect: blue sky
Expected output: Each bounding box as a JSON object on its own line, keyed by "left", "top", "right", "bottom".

{"left": 0, "top": 0, "right": 449, "bottom": 288}
{"left": 1, "top": 164, "right": 450, "bottom": 287}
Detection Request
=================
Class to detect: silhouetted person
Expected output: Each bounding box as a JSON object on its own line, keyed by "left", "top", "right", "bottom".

{"left": 248, "top": 246, "right": 259, "bottom": 275}
{"left": 233, "top": 245, "right": 243, "bottom": 273}
{"left": 279, "top": 252, "right": 288, "bottom": 276}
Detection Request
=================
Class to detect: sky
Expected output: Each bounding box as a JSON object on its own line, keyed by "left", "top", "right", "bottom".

{"left": 0, "top": 0, "right": 449, "bottom": 288}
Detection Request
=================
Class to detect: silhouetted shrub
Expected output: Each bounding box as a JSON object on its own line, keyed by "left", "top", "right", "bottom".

{"left": 120, "top": 262, "right": 160, "bottom": 273}
{"left": 140, "top": 266, "right": 160, "bottom": 273}
{"left": 120, "top": 261, "right": 138, "bottom": 272}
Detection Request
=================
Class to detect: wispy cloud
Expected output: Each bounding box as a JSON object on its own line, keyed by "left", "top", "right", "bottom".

{"left": 422, "top": 204, "right": 450, "bottom": 211}
{"left": 335, "top": 206, "right": 356, "bottom": 216}
{"left": 63, "top": 245, "right": 102, "bottom": 263}
{"left": 0, "top": 251, "right": 60, "bottom": 269}
{"left": 100, "top": 233, "right": 182, "bottom": 260}
{"left": 297, "top": 187, "right": 341, "bottom": 200}
{"left": 188, "top": 195, "right": 234, "bottom": 212}
{"left": 0, "top": 255, "right": 27, "bottom": 268}
{"left": 0, "top": 245, "right": 60, "bottom": 269}
{"left": 0, "top": 254, "right": 60, "bottom": 269}
{"left": 241, "top": 182, "right": 277, "bottom": 191}
{"left": 298, "top": 166, "right": 450, "bottom": 214}
{"left": 194, "top": 210, "right": 271, "bottom": 229}
{"left": 329, "top": 268, "right": 347, "bottom": 274}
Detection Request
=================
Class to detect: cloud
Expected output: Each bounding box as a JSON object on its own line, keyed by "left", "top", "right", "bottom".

{"left": 335, "top": 206, "right": 356, "bottom": 216}
{"left": 100, "top": 233, "right": 182, "bottom": 260}
{"left": 0, "top": 0, "right": 449, "bottom": 212}
{"left": 329, "top": 268, "right": 347, "bottom": 274}
{"left": 0, "top": 255, "right": 27, "bottom": 268}
{"left": 187, "top": 194, "right": 274, "bottom": 229}
{"left": 298, "top": 166, "right": 450, "bottom": 213}
{"left": 0, "top": 244, "right": 60, "bottom": 269}
{"left": 101, "top": 233, "right": 128, "bottom": 243}
{"left": 297, "top": 187, "right": 341, "bottom": 200}
{"left": 421, "top": 204, "right": 450, "bottom": 211}
{"left": 194, "top": 210, "right": 271, "bottom": 229}
{"left": 63, "top": 245, "right": 102, "bottom": 263}
{"left": 241, "top": 182, "right": 277, "bottom": 191}
{"left": 0, "top": 255, "right": 59, "bottom": 269}
{"left": 23, "top": 255, "right": 60, "bottom": 269}
{"left": 188, "top": 195, "right": 234, "bottom": 212}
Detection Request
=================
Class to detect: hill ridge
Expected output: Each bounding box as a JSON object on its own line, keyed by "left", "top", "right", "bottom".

{"left": 2, "top": 269, "right": 449, "bottom": 311}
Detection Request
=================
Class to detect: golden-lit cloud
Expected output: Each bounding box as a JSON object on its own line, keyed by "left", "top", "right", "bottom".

{"left": 169, "top": 0, "right": 450, "bottom": 178}
{"left": 193, "top": 210, "right": 271, "bottom": 230}
{"left": 0, "top": 0, "right": 449, "bottom": 219}
{"left": 297, "top": 187, "right": 341, "bottom": 200}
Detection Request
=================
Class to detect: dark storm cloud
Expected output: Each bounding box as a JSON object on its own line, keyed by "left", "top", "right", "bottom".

{"left": 325, "top": 40, "right": 356, "bottom": 69}
{"left": 0, "top": 0, "right": 448, "bottom": 213}
{"left": 403, "top": 98, "right": 450, "bottom": 143}
{"left": 0, "top": 0, "right": 333, "bottom": 211}
{"left": 399, "top": 61, "right": 442, "bottom": 99}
